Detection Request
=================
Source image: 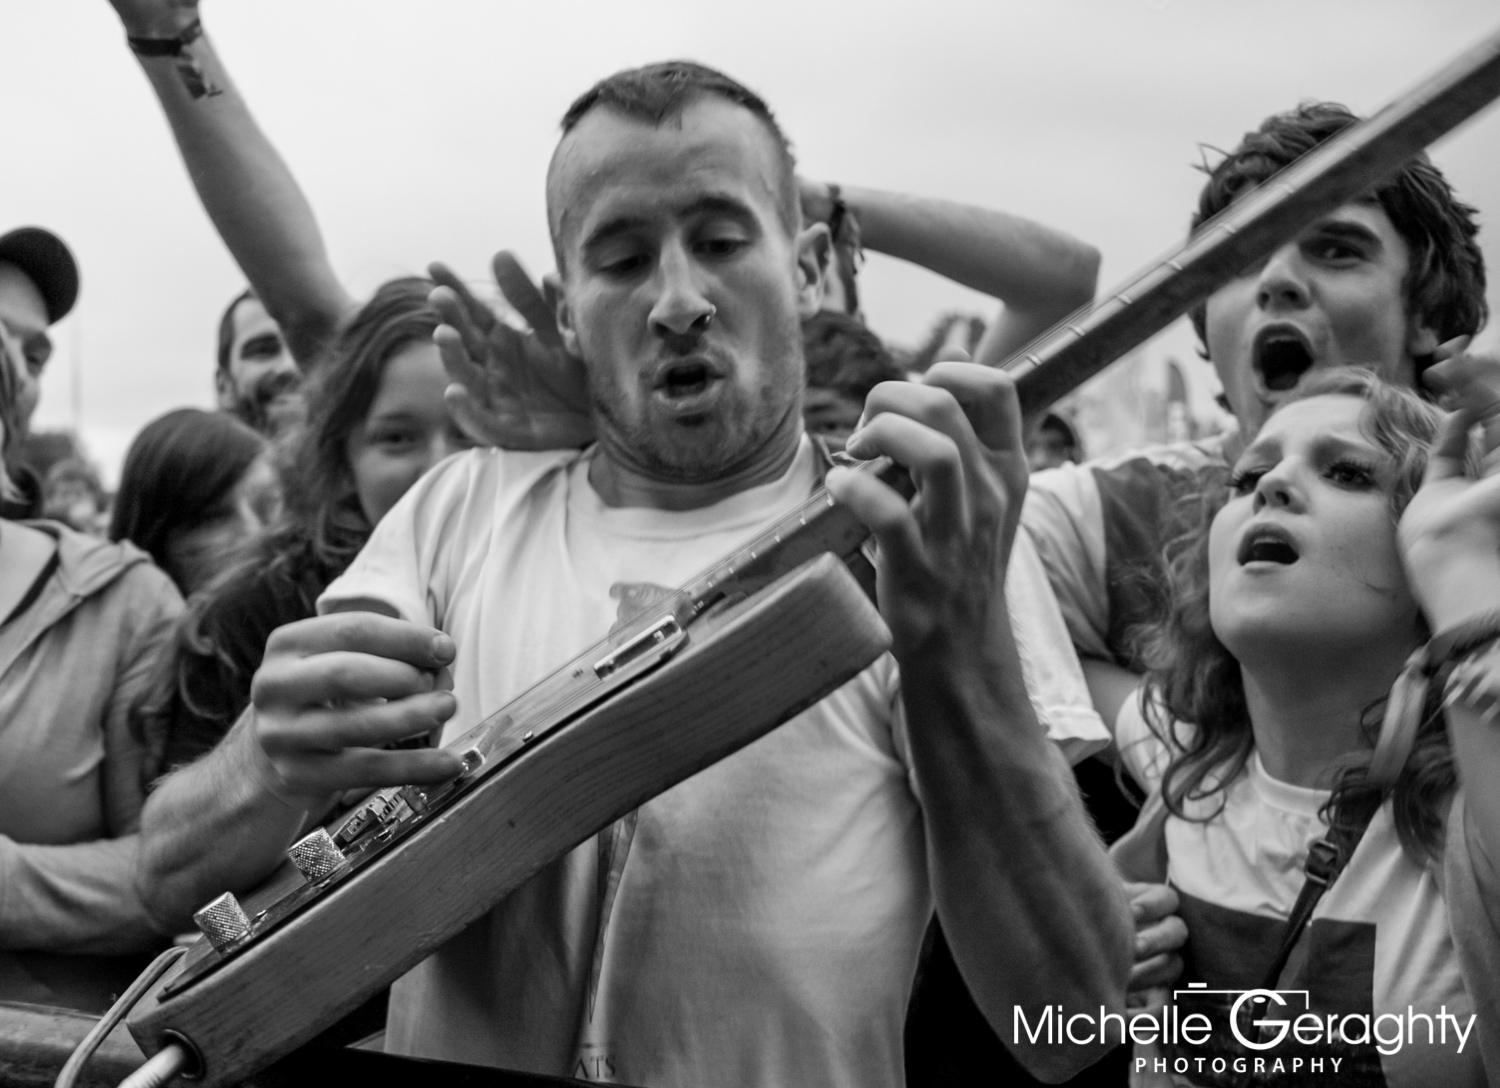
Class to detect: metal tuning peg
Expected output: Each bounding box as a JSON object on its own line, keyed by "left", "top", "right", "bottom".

{"left": 287, "top": 827, "right": 350, "bottom": 883}
{"left": 194, "top": 892, "right": 252, "bottom": 953}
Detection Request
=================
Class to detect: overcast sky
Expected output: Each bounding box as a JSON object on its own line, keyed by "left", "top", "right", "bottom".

{"left": 6, "top": 0, "right": 1500, "bottom": 481}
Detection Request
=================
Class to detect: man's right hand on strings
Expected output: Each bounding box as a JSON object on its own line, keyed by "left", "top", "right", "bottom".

{"left": 137, "top": 611, "right": 464, "bottom": 929}
{"left": 248, "top": 612, "right": 465, "bottom": 807}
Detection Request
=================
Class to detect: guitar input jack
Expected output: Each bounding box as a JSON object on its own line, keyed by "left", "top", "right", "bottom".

{"left": 54, "top": 945, "right": 201, "bottom": 1088}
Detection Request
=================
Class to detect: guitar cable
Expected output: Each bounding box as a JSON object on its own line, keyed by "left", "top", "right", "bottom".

{"left": 54, "top": 945, "right": 192, "bottom": 1088}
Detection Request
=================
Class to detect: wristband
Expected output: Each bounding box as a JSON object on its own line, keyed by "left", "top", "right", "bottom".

{"left": 126, "top": 17, "right": 205, "bottom": 56}
{"left": 825, "top": 183, "right": 850, "bottom": 243}
{"left": 1370, "top": 610, "right": 1500, "bottom": 786}
{"left": 1424, "top": 610, "right": 1500, "bottom": 676}
{"left": 126, "top": 18, "right": 222, "bottom": 99}
{"left": 1444, "top": 650, "right": 1500, "bottom": 726}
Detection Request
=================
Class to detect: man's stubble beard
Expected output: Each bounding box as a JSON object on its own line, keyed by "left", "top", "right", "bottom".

{"left": 587, "top": 328, "right": 805, "bottom": 485}
{"left": 230, "top": 369, "right": 305, "bottom": 438}
{"left": 590, "top": 376, "right": 798, "bottom": 485}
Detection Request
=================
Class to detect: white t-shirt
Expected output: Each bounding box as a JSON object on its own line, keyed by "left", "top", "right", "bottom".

{"left": 321, "top": 438, "right": 1107, "bottom": 1088}
{"left": 1116, "top": 696, "right": 1490, "bottom": 1087}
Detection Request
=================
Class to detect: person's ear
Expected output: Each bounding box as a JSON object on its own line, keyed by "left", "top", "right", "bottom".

{"left": 545, "top": 272, "right": 581, "bottom": 357}
{"left": 1406, "top": 314, "right": 1441, "bottom": 360}
{"left": 795, "top": 222, "right": 831, "bottom": 319}
{"left": 214, "top": 368, "right": 236, "bottom": 411}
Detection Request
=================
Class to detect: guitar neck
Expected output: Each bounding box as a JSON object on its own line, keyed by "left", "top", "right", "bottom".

{"left": 1006, "top": 25, "right": 1500, "bottom": 417}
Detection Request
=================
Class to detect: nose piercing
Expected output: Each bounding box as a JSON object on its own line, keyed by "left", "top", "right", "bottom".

{"left": 701, "top": 305, "right": 716, "bottom": 329}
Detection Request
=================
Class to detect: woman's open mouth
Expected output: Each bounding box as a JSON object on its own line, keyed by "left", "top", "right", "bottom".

{"left": 1237, "top": 523, "right": 1300, "bottom": 566}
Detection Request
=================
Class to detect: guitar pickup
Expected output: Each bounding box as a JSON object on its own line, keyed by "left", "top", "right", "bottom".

{"left": 592, "top": 615, "right": 685, "bottom": 679}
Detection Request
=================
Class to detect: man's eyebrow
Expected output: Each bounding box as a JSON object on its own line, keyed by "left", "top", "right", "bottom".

{"left": 581, "top": 194, "right": 759, "bottom": 254}
{"left": 1307, "top": 218, "right": 1383, "bottom": 248}
{"left": 239, "top": 333, "right": 282, "bottom": 354}
{"left": 680, "top": 193, "right": 758, "bottom": 224}
{"left": 581, "top": 215, "right": 652, "bottom": 254}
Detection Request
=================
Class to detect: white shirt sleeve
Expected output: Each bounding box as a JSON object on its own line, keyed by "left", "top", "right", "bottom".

{"left": 1021, "top": 462, "right": 1112, "bottom": 661}
{"left": 1005, "top": 528, "right": 1112, "bottom": 765}
{"left": 1114, "top": 686, "right": 1179, "bottom": 793}
{"left": 318, "top": 452, "right": 476, "bottom": 625}
{"left": 885, "top": 529, "right": 1112, "bottom": 787}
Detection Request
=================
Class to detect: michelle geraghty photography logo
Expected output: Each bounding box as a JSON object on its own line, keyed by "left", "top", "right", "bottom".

{"left": 1013, "top": 984, "right": 1478, "bottom": 1077}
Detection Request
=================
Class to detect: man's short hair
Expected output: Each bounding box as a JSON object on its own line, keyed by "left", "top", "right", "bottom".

{"left": 1188, "top": 102, "right": 1487, "bottom": 353}
{"left": 551, "top": 61, "right": 799, "bottom": 265}
{"left": 216, "top": 287, "right": 256, "bottom": 374}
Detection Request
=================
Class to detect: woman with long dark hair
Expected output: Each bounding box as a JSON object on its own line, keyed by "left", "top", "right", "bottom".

{"left": 143, "top": 276, "right": 469, "bottom": 771}
{"left": 1114, "top": 366, "right": 1500, "bottom": 1085}
{"left": 109, "top": 407, "right": 271, "bottom": 595}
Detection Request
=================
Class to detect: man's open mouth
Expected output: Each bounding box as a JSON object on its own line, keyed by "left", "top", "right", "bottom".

{"left": 657, "top": 360, "right": 714, "bottom": 399}
{"left": 1253, "top": 328, "right": 1315, "bottom": 393}
{"left": 1237, "top": 524, "right": 1300, "bottom": 566}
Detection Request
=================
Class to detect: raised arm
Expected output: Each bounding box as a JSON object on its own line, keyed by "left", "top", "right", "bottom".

{"left": 799, "top": 179, "right": 1099, "bottom": 365}
{"left": 1400, "top": 342, "right": 1500, "bottom": 872}
{"left": 108, "top": 0, "right": 355, "bottom": 368}
{"left": 826, "top": 362, "right": 1130, "bottom": 1081}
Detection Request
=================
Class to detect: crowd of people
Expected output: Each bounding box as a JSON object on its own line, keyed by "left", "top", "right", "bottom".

{"left": 2, "top": 4, "right": 1500, "bottom": 1088}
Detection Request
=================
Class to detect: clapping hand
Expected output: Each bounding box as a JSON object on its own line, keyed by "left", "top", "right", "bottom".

{"left": 1401, "top": 338, "right": 1500, "bottom": 630}
{"left": 429, "top": 254, "right": 594, "bottom": 451}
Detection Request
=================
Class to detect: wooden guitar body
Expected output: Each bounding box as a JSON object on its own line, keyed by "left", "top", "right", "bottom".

{"left": 128, "top": 553, "right": 890, "bottom": 1086}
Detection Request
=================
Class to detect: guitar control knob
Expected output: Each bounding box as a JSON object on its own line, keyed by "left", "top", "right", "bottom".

{"left": 288, "top": 828, "right": 349, "bottom": 883}
{"left": 194, "top": 892, "right": 252, "bottom": 952}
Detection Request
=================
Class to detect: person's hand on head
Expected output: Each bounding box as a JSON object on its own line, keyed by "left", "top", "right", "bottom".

{"left": 247, "top": 612, "right": 466, "bottom": 810}
{"left": 107, "top": 0, "right": 200, "bottom": 37}
{"left": 429, "top": 254, "right": 594, "bottom": 451}
{"left": 796, "top": 177, "right": 834, "bottom": 227}
{"left": 824, "top": 361, "right": 1028, "bottom": 659}
{"left": 1402, "top": 337, "right": 1500, "bottom": 629}
{"left": 1125, "top": 881, "right": 1187, "bottom": 996}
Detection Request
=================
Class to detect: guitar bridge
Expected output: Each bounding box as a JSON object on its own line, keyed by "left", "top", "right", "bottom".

{"left": 592, "top": 615, "right": 684, "bottom": 679}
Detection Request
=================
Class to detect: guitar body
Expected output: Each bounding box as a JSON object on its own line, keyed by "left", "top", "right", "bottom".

{"left": 128, "top": 553, "right": 890, "bottom": 1086}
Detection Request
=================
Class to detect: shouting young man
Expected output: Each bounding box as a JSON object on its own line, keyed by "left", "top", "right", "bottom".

{"left": 1024, "top": 102, "right": 1487, "bottom": 745}
{"left": 136, "top": 63, "right": 1130, "bottom": 1087}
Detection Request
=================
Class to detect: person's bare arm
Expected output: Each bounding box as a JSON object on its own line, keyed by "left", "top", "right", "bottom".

{"left": 800, "top": 180, "right": 1099, "bottom": 365}
{"left": 827, "top": 363, "right": 1130, "bottom": 1081}
{"left": 1081, "top": 656, "right": 1143, "bottom": 739}
{"left": 1401, "top": 343, "right": 1500, "bottom": 871}
{"left": 136, "top": 613, "right": 462, "bottom": 932}
{"left": 108, "top": 0, "right": 355, "bottom": 368}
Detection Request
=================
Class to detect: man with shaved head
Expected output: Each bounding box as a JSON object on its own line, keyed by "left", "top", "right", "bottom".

{"left": 138, "top": 61, "right": 1129, "bottom": 1087}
